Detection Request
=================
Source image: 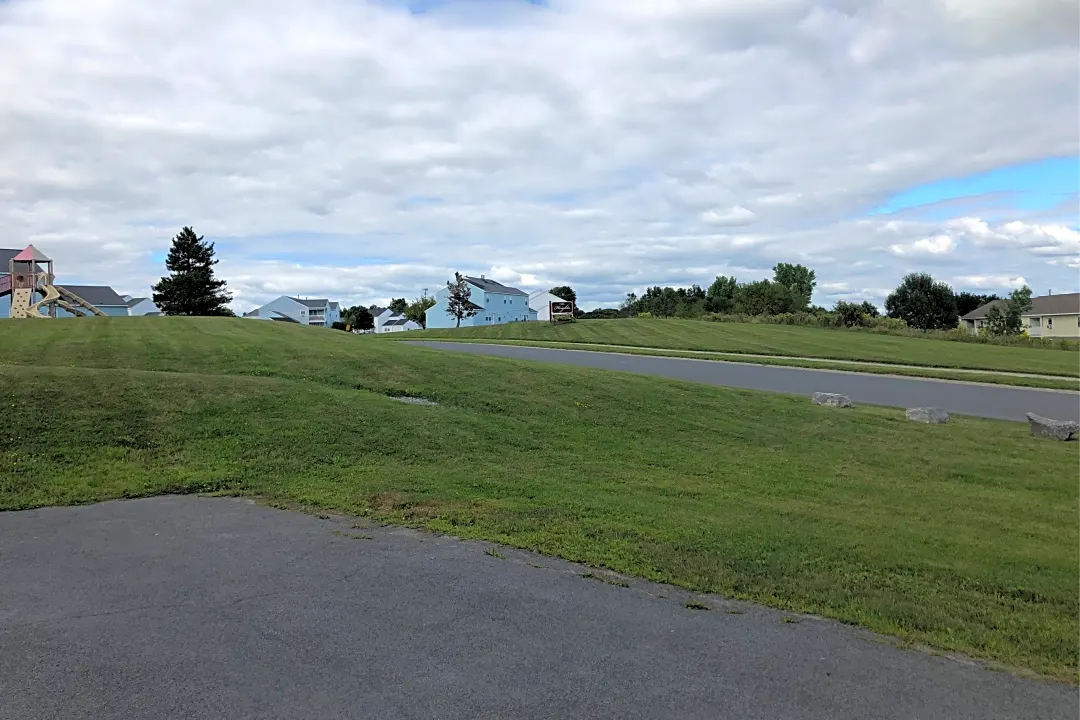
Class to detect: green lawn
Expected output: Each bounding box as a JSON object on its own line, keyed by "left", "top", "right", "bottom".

{"left": 405, "top": 318, "right": 1080, "bottom": 377}
{"left": 1, "top": 318, "right": 1077, "bottom": 681}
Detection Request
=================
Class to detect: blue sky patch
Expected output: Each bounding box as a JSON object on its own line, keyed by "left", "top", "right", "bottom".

{"left": 870, "top": 156, "right": 1079, "bottom": 219}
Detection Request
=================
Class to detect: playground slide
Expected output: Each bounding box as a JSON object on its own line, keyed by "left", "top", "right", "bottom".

{"left": 54, "top": 285, "right": 108, "bottom": 316}
{"left": 28, "top": 284, "right": 60, "bottom": 317}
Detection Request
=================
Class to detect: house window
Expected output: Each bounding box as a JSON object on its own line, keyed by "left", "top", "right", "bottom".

{"left": 1047, "top": 317, "right": 1053, "bottom": 329}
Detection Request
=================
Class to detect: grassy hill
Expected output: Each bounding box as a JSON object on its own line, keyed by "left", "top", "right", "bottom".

{"left": 1, "top": 317, "right": 1077, "bottom": 680}
{"left": 405, "top": 318, "right": 1080, "bottom": 377}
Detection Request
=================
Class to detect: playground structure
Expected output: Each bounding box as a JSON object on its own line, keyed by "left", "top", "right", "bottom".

{"left": 0, "top": 245, "right": 106, "bottom": 318}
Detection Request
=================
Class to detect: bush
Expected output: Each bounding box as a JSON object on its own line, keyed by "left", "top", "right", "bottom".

{"left": 636, "top": 311, "right": 654, "bottom": 319}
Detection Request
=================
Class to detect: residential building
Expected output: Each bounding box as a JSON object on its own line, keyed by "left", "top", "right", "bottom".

{"left": 426, "top": 276, "right": 538, "bottom": 329}
{"left": 242, "top": 296, "right": 341, "bottom": 327}
{"left": 528, "top": 290, "right": 575, "bottom": 321}
{"left": 123, "top": 295, "right": 161, "bottom": 316}
{"left": 374, "top": 308, "right": 420, "bottom": 333}
{"left": 959, "top": 292, "right": 1080, "bottom": 337}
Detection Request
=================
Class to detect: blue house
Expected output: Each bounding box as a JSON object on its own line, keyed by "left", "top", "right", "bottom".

{"left": 426, "top": 276, "right": 538, "bottom": 329}
{"left": 243, "top": 296, "right": 341, "bottom": 327}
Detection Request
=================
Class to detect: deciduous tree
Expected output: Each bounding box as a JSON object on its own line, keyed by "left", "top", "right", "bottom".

{"left": 772, "top": 263, "right": 816, "bottom": 310}
{"left": 405, "top": 291, "right": 437, "bottom": 329}
{"left": 549, "top": 286, "right": 577, "bottom": 304}
{"left": 885, "top": 273, "right": 958, "bottom": 330}
{"left": 445, "top": 273, "right": 478, "bottom": 328}
{"left": 705, "top": 275, "right": 738, "bottom": 313}
{"left": 342, "top": 305, "right": 374, "bottom": 331}
{"left": 983, "top": 286, "right": 1033, "bottom": 336}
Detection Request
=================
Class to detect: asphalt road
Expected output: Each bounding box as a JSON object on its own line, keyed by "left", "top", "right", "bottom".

{"left": 410, "top": 341, "right": 1080, "bottom": 422}
{"left": 2, "top": 497, "right": 1075, "bottom": 720}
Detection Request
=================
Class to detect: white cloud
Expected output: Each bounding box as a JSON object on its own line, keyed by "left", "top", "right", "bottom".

{"left": 0, "top": 0, "right": 1076, "bottom": 311}
{"left": 889, "top": 234, "right": 957, "bottom": 256}
{"left": 952, "top": 274, "right": 1028, "bottom": 290}
{"left": 701, "top": 206, "right": 757, "bottom": 226}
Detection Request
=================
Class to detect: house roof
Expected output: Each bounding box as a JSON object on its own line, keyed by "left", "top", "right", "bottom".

{"left": 962, "top": 293, "right": 1080, "bottom": 320}
{"left": 243, "top": 309, "right": 260, "bottom": 318}
{"left": 464, "top": 276, "right": 527, "bottom": 296}
{"left": 269, "top": 311, "right": 300, "bottom": 323}
{"left": 59, "top": 285, "right": 127, "bottom": 307}
{"left": 329, "top": 301, "right": 340, "bottom": 310}
{"left": 383, "top": 317, "right": 408, "bottom": 326}
{"left": 126, "top": 297, "right": 148, "bottom": 308}
{"left": 289, "top": 297, "right": 330, "bottom": 308}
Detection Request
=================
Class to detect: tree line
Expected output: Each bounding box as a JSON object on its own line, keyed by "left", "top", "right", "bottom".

{"left": 579, "top": 264, "right": 1029, "bottom": 337}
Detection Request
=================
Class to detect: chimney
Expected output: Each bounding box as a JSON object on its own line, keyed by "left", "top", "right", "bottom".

{"left": 480, "top": 274, "right": 485, "bottom": 279}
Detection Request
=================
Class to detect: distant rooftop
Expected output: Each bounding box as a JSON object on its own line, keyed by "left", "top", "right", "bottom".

{"left": 962, "top": 292, "right": 1080, "bottom": 320}
{"left": 60, "top": 285, "right": 127, "bottom": 307}
{"left": 464, "top": 276, "right": 527, "bottom": 296}
{"left": 289, "top": 297, "right": 332, "bottom": 309}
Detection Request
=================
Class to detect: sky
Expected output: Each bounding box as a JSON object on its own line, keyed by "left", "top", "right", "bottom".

{"left": 0, "top": 0, "right": 1077, "bottom": 312}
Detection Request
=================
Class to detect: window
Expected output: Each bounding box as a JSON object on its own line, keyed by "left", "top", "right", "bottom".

{"left": 1047, "top": 317, "right": 1053, "bottom": 329}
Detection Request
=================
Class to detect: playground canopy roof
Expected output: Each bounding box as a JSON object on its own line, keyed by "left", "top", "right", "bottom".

{"left": 13, "top": 245, "right": 51, "bottom": 262}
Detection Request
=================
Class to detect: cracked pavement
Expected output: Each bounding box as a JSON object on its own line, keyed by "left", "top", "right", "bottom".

{"left": 1, "top": 496, "right": 1075, "bottom": 719}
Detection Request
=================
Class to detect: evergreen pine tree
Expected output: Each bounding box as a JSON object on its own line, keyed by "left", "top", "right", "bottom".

{"left": 152, "top": 227, "right": 233, "bottom": 316}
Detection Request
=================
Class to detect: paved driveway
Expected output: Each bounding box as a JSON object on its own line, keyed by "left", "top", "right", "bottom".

{"left": 409, "top": 342, "right": 1080, "bottom": 422}
{"left": 2, "top": 497, "right": 1074, "bottom": 720}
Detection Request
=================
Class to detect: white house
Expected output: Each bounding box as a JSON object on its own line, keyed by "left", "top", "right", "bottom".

{"left": 374, "top": 307, "right": 420, "bottom": 333}
{"left": 243, "top": 296, "right": 341, "bottom": 327}
{"left": 528, "top": 290, "right": 575, "bottom": 322}
{"left": 123, "top": 295, "right": 161, "bottom": 316}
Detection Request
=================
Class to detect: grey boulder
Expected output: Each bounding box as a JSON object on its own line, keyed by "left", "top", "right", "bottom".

{"left": 812, "top": 392, "right": 852, "bottom": 408}
{"left": 905, "top": 407, "right": 949, "bottom": 424}
{"left": 1025, "top": 413, "right": 1079, "bottom": 441}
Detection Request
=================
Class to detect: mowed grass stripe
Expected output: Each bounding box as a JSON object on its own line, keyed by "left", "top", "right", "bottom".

{"left": 0, "top": 317, "right": 1076, "bottom": 681}
{"left": 405, "top": 318, "right": 1080, "bottom": 377}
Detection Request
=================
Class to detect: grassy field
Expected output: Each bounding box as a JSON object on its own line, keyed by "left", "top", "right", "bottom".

{"left": 405, "top": 319, "right": 1080, "bottom": 377}
{"left": 1, "top": 318, "right": 1077, "bottom": 681}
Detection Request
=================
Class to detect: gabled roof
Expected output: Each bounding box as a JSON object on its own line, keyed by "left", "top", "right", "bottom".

{"left": 383, "top": 317, "right": 408, "bottom": 327}
{"left": 962, "top": 293, "right": 1080, "bottom": 320}
{"left": 126, "top": 297, "right": 148, "bottom": 308}
{"left": 58, "top": 285, "right": 127, "bottom": 307}
{"left": 289, "top": 297, "right": 330, "bottom": 309}
{"left": 464, "top": 276, "right": 527, "bottom": 296}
